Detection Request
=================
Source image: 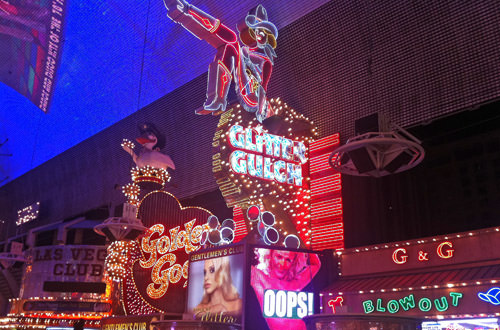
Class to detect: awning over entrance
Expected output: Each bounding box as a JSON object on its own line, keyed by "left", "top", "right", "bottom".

{"left": 66, "top": 219, "right": 102, "bottom": 229}
{"left": 325, "top": 263, "right": 500, "bottom": 294}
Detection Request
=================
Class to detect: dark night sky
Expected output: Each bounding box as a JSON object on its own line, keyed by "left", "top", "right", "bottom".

{"left": 343, "top": 100, "right": 500, "bottom": 248}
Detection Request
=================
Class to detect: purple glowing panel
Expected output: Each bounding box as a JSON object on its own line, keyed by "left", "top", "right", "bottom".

{"left": 0, "top": 0, "right": 328, "bottom": 186}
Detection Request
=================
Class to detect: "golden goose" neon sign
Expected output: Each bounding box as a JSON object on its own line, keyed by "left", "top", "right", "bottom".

{"left": 140, "top": 220, "right": 208, "bottom": 299}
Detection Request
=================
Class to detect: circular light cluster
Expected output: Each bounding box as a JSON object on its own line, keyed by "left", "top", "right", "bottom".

{"left": 131, "top": 166, "right": 171, "bottom": 187}
{"left": 122, "top": 183, "right": 140, "bottom": 205}
{"left": 200, "top": 215, "right": 235, "bottom": 246}
{"left": 246, "top": 205, "right": 300, "bottom": 248}
{"left": 121, "top": 139, "right": 135, "bottom": 150}
{"left": 16, "top": 202, "right": 40, "bottom": 226}
{"left": 105, "top": 241, "right": 130, "bottom": 281}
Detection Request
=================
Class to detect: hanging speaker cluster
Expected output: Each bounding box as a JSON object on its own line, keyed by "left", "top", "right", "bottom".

{"left": 246, "top": 205, "right": 300, "bottom": 249}
{"left": 329, "top": 113, "right": 425, "bottom": 177}
{"left": 94, "top": 203, "right": 147, "bottom": 241}
{"left": 200, "top": 215, "right": 236, "bottom": 246}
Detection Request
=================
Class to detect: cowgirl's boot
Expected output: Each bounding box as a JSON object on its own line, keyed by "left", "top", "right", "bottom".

{"left": 197, "top": 60, "right": 232, "bottom": 115}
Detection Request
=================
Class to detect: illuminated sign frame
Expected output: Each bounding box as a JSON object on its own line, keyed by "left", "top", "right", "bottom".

{"left": 362, "top": 292, "right": 463, "bottom": 314}
{"left": 228, "top": 124, "right": 307, "bottom": 187}
{"left": 121, "top": 191, "right": 213, "bottom": 315}
{"left": 212, "top": 101, "right": 316, "bottom": 247}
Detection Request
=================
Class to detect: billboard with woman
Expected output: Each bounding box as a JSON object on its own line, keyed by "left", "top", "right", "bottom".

{"left": 186, "top": 244, "right": 245, "bottom": 325}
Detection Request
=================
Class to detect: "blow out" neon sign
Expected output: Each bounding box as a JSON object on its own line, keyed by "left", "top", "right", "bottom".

{"left": 363, "top": 292, "right": 463, "bottom": 314}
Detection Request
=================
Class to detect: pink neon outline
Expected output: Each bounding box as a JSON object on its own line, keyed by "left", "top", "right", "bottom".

{"left": 188, "top": 10, "right": 214, "bottom": 30}
{"left": 237, "top": 51, "right": 258, "bottom": 107}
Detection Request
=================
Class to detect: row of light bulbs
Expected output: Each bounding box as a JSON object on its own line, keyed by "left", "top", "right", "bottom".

{"left": 220, "top": 100, "right": 316, "bottom": 247}
{"left": 337, "top": 227, "right": 500, "bottom": 255}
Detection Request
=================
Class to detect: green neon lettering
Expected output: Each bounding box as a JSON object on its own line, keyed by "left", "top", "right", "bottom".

{"left": 418, "top": 298, "right": 432, "bottom": 312}
{"left": 398, "top": 294, "right": 416, "bottom": 311}
{"left": 449, "top": 292, "right": 463, "bottom": 307}
{"left": 387, "top": 300, "right": 399, "bottom": 314}
{"left": 363, "top": 300, "right": 374, "bottom": 314}
{"left": 434, "top": 296, "right": 449, "bottom": 312}
{"left": 376, "top": 298, "right": 386, "bottom": 312}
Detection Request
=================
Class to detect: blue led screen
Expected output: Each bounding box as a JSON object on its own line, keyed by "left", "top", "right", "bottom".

{"left": 0, "top": 0, "right": 328, "bottom": 186}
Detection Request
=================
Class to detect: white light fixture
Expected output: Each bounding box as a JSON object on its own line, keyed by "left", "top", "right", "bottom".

{"left": 329, "top": 114, "right": 424, "bottom": 177}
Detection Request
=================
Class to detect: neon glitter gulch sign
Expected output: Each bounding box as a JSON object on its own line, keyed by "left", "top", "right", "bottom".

{"left": 228, "top": 125, "right": 307, "bottom": 187}
{"left": 212, "top": 102, "right": 316, "bottom": 247}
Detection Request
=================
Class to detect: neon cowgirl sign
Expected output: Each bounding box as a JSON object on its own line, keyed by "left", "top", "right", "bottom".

{"left": 228, "top": 125, "right": 307, "bottom": 186}
{"left": 163, "top": 0, "right": 279, "bottom": 122}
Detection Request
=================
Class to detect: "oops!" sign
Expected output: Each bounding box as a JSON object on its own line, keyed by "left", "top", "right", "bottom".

{"left": 263, "top": 290, "right": 314, "bottom": 319}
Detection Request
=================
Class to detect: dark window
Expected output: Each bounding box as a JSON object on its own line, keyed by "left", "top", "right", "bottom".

{"left": 66, "top": 229, "right": 76, "bottom": 245}
{"left": 34, "top": 230, "right": 56, "bottom": 247}
{"left": 80, "top": 229, "right": 106, "bottom": 245}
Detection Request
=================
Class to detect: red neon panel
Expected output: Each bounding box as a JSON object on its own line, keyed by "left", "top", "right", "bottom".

{"left": 312, "top": 223, "right": 343, "bottom": 232}
{"left": 310, "top": 154, "right": 332, "bottom": 174}
{"left": 311, "top": 173, "right": 342, "bottom": 195}
{"left": 311, "top": 200, "right": 343, "bottom": 219}
{"left": 309, "top": 133, "right": 344, "bottom": 251}
{"left": 313, "top": 232, "right": 344, "bottom": 240}
{"left": 314, "top": 237, "right": 344, "bottom": 243}
{"left": 309, "top": 134, "right": 340, "bottom": 153}
{"left": 312, "top": 224, "right": 343, "bottom": 231}
{"left": 232, "top": 206, "right": 248, "bottom": 242}
{"left": 313, "top": 240, "right": 343, "bottom": 250}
